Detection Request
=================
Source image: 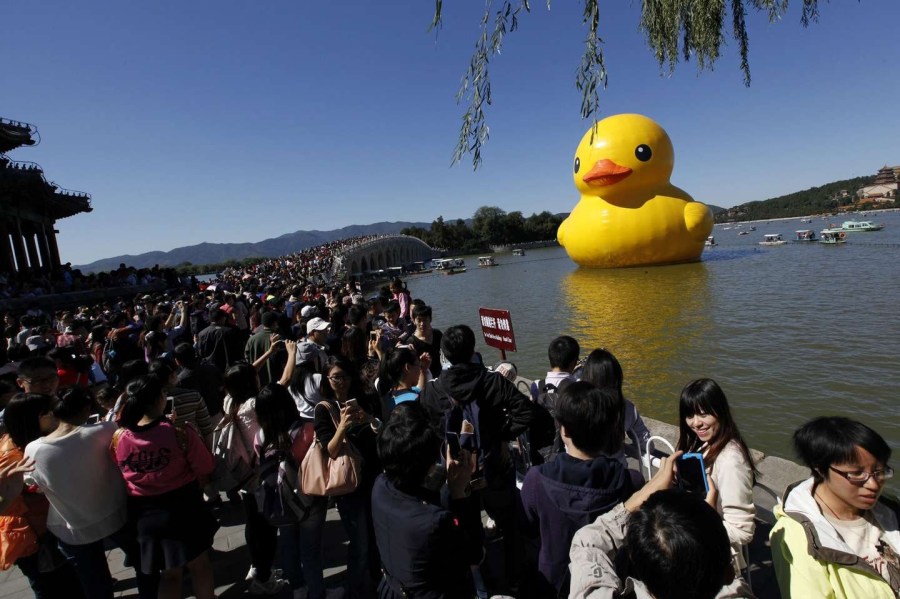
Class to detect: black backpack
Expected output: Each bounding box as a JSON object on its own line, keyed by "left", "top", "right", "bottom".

{"left": 529, "top": 378, "right": 573, "bottom": 464}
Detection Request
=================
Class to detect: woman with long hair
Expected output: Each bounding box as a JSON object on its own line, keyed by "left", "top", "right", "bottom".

{"left": 771, "top": 417, "right": 898, "bottom": 598}
{"left": 340, "top": 326, "right": 379, "bottom": 395}
{"left": 223, "top": 362, "right": 287, "bottom": 594}
{"left": 316, "top": 356, "right": 383, "bottom": 597}
{"left": 579, "top": 348, "right": 651, "bottom": 457}
{"left": 675, "top": 378, "right": 756, "bottom": 592}
{"left": 255, "top": 383, "right": 328, "bottom": 599}
{"left": 111, "top": 375, "right": 218, "bottom": 599}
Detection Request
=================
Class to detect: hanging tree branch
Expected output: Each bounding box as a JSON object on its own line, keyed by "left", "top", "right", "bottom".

{"left": 433, "top": 0, "right": 823, "bottom": 170}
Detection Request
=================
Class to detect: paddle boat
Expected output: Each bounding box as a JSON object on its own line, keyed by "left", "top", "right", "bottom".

{"left": 819, "top": 230, "right": 847, "bottom": 245}
{"left": 759, "top": 234, "right": 787, "bottom": 246}
{"left": 434, "top": 258, "right": 466, "bottom": 274}
{"left": 512, "top": 248, "right": 525, "bottom": 256}
{"left": 705, "top": 236, "right": 717, "bottom": 247}
{"left": 794, "top": 230, "right": 817, "bottom": 242}
{"left": 478, "top": 256, "right": 498, "bottom": 268}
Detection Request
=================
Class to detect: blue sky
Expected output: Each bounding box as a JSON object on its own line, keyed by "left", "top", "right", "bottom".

{"left": 3, "top": 0, "right": 898, "bottom": 265}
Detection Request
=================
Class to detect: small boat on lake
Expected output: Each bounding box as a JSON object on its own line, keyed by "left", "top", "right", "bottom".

{"left": 705, "top": 236, "right": 717, "bottom": 247}
{"left": 819, "top": 230, "right": 847, "bottom": 245}
{"left": 749, "top": 226, "right": 757, "bottom": 232}
{"left": 478, "top": 256, "right": 498, "bottom": 268}
{"left": 840, "top": 220, "right": 885, "bottom": 232}
{"left": 434, "top": 258, "right": 466, "bottom": 274}
{"left": 738, "top": 231, "right": 749, "bottom": 236}
{"left": 794, "top": 230, "right": 817, "bottom": 242}
{"left": 759, "top": 234, "right": 787, "bottom": 246}
{"left": 512, "top": 248, "right": 525, "bottom": 256}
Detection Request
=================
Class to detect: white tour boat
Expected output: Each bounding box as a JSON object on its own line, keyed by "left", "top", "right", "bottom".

{"left": 759, "top": 234, "right": 787, "bottom": 246}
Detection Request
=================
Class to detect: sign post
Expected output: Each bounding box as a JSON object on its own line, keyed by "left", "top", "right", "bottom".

{"left": 478, "top": 307, "right": 516, "bottom": 360}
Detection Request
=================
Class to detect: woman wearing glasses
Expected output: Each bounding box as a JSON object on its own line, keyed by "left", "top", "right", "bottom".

{"left": 316, "top": 356, "right": 382, "bottom": 597}
{"left": 771, "top": 417, "right": 899, "bottom": 598}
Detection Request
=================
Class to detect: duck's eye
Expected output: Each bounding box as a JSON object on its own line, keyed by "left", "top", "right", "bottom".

{"left": 635, "top": 145, "right": 652, "bottom": 162}
{"left": 574, "top": 157, "right": 581, "bottom": 174}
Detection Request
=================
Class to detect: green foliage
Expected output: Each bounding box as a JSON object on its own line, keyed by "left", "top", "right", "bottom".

{"left": 715, "top": 175, "right": 875, "bottom": 222}
{"left": 433, "top": 0, "right": 823, "bottom": 169}
{"left": 402, "top": 206, "right": 564, "bottom": 251}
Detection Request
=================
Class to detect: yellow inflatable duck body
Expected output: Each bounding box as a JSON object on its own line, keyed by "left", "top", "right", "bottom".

{"left": 557, "top": 114, "right": 713, "bottom": 268}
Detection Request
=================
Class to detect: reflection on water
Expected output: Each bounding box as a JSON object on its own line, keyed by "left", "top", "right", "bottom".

{"left": 563, "top": 264, "right": 713, "bottom": 422}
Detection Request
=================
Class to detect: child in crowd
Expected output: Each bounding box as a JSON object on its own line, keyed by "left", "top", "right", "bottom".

{"left": 530, "top": 335, "right": 580, "bottom": 401}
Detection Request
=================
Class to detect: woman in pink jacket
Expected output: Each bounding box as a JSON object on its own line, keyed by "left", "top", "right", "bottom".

{"left": 111, "top": 374, "right": 218, "bottom": 599}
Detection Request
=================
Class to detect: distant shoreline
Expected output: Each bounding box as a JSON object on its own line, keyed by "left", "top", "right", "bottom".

{"left": 716, "top": 206, "right": 899, "bottom": 226}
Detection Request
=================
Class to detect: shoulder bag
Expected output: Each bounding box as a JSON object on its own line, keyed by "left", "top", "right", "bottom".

{"left": 300, "top": 402, "right": 361, "bottom": 497}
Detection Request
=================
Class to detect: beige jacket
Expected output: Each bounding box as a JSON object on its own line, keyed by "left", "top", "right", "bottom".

{"left": 708, "top": 440, "right": 756, "bottom": 570}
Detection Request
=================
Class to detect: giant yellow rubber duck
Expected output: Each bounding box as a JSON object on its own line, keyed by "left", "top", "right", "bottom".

{"left": 557, "top": 114, "right": 713, "bottom": 268}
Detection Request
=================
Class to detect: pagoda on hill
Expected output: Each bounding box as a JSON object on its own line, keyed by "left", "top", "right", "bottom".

{"left": 873, "top": 165, "right": 898, "bottom": 186}
{"left": 0, "top": 117, "right": 92, "bottom": 274}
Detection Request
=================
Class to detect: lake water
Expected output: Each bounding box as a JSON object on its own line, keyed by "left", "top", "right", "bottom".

{"left": 404, "top": 210, "right": 900, "bottom": 494}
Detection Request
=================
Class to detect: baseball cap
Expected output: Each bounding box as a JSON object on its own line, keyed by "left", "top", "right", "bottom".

{"left": 306, "top": 317, "right": 330, "bottom": 335}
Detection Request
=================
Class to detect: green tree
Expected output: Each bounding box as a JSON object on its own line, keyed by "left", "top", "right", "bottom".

{"left": 472, "top": 206, "right": 507, "bottom": 243}
{"left": 432, "top": 0, "right": 825, "bottom": 169}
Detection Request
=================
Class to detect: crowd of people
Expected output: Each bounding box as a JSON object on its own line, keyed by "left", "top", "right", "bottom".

{"left": 0, "top": 262, "right": 183, "bottom": 300}
{"left": 0, "top": 263, "right": 897, "bottom": 599}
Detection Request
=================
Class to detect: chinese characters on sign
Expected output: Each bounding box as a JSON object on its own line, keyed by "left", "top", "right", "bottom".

{"left": 478, "top": 308, "right": 516, "bottom": 353}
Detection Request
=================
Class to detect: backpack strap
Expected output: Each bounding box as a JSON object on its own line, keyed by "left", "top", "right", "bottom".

{"left": 109, "top": 428, "right": 125, "bottom": 454}
{"left": 314, "top": 400, "right": 341, "bottom": 429}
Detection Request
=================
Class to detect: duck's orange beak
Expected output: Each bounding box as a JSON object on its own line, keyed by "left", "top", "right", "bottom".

{"left": 582, "top": 159, "right": 632, "bottom": 187}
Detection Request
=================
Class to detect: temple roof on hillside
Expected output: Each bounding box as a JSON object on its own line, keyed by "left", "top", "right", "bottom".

{"left": 0, "top": 118, "right": 39, "bottom": 154}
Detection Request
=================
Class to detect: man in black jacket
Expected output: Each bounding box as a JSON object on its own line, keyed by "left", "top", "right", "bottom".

{"left": 420, "top": 324, "right": 538, "bottom": 596}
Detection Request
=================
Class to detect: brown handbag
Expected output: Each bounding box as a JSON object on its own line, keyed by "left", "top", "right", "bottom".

{"left": 300, "top": 402, "right": 362, "bottom": 497}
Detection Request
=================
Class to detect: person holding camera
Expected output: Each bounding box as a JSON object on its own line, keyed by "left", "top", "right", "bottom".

{"left": 675, "top": 379, "right": 756, "bottom": 596}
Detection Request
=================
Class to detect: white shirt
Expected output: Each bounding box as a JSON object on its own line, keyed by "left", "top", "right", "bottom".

{"left": 24, "top": 422, "right": 127, "bottom": 545}
{"left": 223, "top": 395, "right": 259, "bottom": 453}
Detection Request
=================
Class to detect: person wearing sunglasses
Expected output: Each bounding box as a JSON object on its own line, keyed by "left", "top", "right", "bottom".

{"left": 771, "top": 416, "right": 899, "bottom": 599}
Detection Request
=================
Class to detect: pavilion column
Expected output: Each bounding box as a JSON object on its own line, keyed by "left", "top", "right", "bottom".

{"left": 24, "top": 225, "right": 41, "bottom": 270}
{"left": 0, "top": 222, "right": 14, "bottom": 273}
{"left": 36, "top": 225, "right": 52, "bottom": 271}
{"left": 11, "top": 218, "right": 29, "bottom": 272}
{"left": 47, "top": 228, "right": 61, "bottom": 268}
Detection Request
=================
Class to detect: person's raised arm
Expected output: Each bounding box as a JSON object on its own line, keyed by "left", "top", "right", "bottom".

{"left": 278, "top": 340, "right": 297, "bottom": 387}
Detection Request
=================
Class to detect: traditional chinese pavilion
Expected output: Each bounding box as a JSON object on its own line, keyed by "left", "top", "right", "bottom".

{"left": 0, "top": 117, "right": 91, "bottom": 273}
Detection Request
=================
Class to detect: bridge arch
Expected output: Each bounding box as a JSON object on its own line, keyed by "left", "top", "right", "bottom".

{"left": 334, "top": 235, "right": 436, "bottom": 283}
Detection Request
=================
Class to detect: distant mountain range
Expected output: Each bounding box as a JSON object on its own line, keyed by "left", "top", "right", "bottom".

{"left": 75, "top": 221, "right": 432, "bottom": 273}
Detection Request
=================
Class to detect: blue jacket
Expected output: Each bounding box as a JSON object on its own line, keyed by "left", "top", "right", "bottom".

{"left": 519, "top": 453, "right": 631, "bottom": 592}
{"left": 372, "top": 475, "right": 484, "bottom": 599}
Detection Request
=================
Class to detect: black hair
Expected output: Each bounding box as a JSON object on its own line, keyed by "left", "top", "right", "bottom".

{"left": 793, "top": 416, "right": 891, "bottom": 483}
{"left": 319, "top": 356, "right": 364, "bottom": 401}
{"left": 555, "top": 382, "right": 624, "bottom": 455}
{"left": 17, "top": 356, "right": 57, "bottom": 379}
{"left": 5, "top": 393, "right": 56, "bottom": 449}
{"left": 441, "top": 325, "right": 475, "bottom": 366}
{"left": 117, "top": 359, "right": 149, "bottom": 392}
{"left": 120, "top": 375, "right": 165, "bottom": 429}
{"left": 379, "top": 346, "right": 418, "bottom": 391}
{"left": 580, "top": 348, "right": 624, "bottom": 397}
{"left": 173, "top": 342, "right": 198, "bottom": 367}
{"left": 340, "top": 326, "right": 367, "bottom": 364}
{"left": 347, "top": 305, "right": 367, "bottom": 327}
{"left": 411, "top": 304, "right": 432, "bottom": 321}
{"left": 261, "top": 311, "right": 279, "bottom": 328}
{"left": 548, "top": 335, "right": 580, "bottom": 370}
{"left": 676, "top": 379, "right": 756, "bottom": 476}
{"left": 147, "top": 360, "right": 174, "bottom": 381}
{"left": 288, "top": 361, "right": 319, "bottom": 398}
{"left": 54, "top": 387, "right": 95, "bottom": 423}
{"left": 255, "top": 383, "right": 300, "bottom": 454}
{"left": 377, "top": 402, "right": 441, "bottom": 491}
{"left": 384, "top": 300, "right": 400, "bottom": 315}
{"left": 625, "top": 489, "right": 732, "bottom": 599}
{"left": 224, "top": 362, "right": 259, "bottom": 413}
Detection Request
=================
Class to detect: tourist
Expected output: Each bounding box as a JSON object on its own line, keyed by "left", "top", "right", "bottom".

{"left": 1, "top": 392, "right": 85, "bottom": 598}
{"left": 407, "top": 304, "right": 442, "bottom": 379}
{"left": 222, "top": 362, "right": 287, "bottom": 594}
{"left": 15, "top": 356, "right": 59, "bottom": 396}
{"left": 569, "top": 454, "right": 738, "bottom": 599}
{"left": 147, "top": 360, "right": 215, "bottom": 449}
{"left": 519, "top": 382, "right": 632, "bottom": 596}
{"left": 530, "top": 334, "right": 580, "bottom": 401}
{"left": 675, "top": 378, "right": 756, "bottom": 595}
{"left": 315, "top": 356, "right": 382, "bottom": 597}
{"left": 579, "top": 348, "right": 652, "bottom": 460}
{"left": 196, "top": 307, "right": 241, "bottom": 372}
{"left": 770, "top": 416, "right": 899, "bottom": 599}
{"left": 377, "top": 346, "right": 430, "bottom": 420}
{"left": 378, "top": 300, "right": 405, "bottom": 351}
{"left": 420, "top": 324, "right": 540, "bottom": 595}
{"left": 246, "top": 312, "right": 284, "bottom": 386}
{"left": 340, "top": 325, "right": 380, "bottom": 396}
{"left": 173, "top": 342, "right": 225, "bottom": 424}
{"left": 20, "top": 387, "right": 157, "bottom": 598}
{"left": 389, "top": 278, "right": 411, "bottom": 322}
{"left": 254, "top": 383, "right": 328, "bottom": 599}
{"left": 280, "top": 340, "right": 325, "bottom": 419}
{"left": 112, "top": 375, "right": 218, "bottom": 599}
{"left": 372, "top": 402, "right": 483, "bottom": 598}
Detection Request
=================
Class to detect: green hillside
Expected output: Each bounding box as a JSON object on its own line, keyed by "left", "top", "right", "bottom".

{"left": 715, "top": 175, "right": 876, "bottom": 222}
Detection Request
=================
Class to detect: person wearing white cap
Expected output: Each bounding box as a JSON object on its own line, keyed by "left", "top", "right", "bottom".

{"left": 297, "top": 318, "right": 330, "bottom": 373}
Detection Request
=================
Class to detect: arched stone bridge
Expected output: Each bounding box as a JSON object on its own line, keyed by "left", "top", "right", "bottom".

{"left": 333, "top": 235, "right": 436, "bottom": 280}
